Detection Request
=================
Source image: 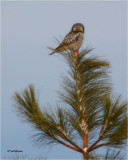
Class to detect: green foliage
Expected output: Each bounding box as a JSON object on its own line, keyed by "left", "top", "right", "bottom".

{"left": 99, "top": 95, "right": 127, "bottom": 148}
{"left": 58, "top": 49, "right": 111, "bottom": 134}
{"left": 88, "top": 148, "right": 124, "bottom": 159}
{"left": 14, "top": 85, "right": 59, "bottom": 147}
{"left": 13, "top": 85, "right": 81, "bottom": 149}
{"left": 104, "top": 148, "right": 124, "bottom": 159}
{"left": 13, "top": 49, "right": 127, "bottom": 159}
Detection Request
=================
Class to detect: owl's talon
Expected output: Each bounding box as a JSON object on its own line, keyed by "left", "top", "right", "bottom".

{"left": 76, "top": 50, "right": 79, "bottom": 55}
{"left": 73, "top": 51, "right": 76, "bottom": 56}
{"left": 73, "top": 50, "right": 79, "bottom": 56}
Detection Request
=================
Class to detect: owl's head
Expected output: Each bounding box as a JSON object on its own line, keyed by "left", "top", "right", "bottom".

{"left": 71, "top": 23, "right": 84, "bottom": 33}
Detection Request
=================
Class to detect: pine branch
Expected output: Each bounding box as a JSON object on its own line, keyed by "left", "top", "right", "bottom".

{"left": 89, "top": 143, "right": 111, "bottom": 152}
{"left": 54, "top": 138, "right": 82, "bottom": 153}
{"left": 13, "top": 48, "right": 127, "bottom": 159}
{"left": 13, "top": 85, "right": 83, "bottom": 152}
{"left": 58, "top": 49, "right": 111, "bottom": 135}
{"left": 56, "top": 49, "right": 111, "bottom": 159}
{"left": 104, "top": 148, "right": 124, "bottom": 159}
{"left": 98, "top": 95, "right": 127, "bottom": 148}
{"left": 88, "top": 95, "right": 127, "bottom": 152}
{"left": 88, "top": 137, "right": 101, "bottom": 152}
{"left": 72, "top": 54, "right": 88, "bottom": 153}
{"left": 56, "top": 124, "right": 83, "bottom": 152}
{"left": 88, "top": 148, "right": 124, "bottom": 159}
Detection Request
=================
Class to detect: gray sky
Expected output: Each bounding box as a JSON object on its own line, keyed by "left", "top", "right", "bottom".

{"left": 1, "top": 1, "right": 127, "bottom": 159}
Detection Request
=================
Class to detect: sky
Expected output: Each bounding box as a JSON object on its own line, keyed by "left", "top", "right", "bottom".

{"left": 1, "top": 1, "right": 127, "bottom": 159}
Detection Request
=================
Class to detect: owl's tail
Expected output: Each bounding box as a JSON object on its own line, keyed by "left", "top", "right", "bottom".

{"left": 49, "top": 51, "right": 56, "bottom": 55}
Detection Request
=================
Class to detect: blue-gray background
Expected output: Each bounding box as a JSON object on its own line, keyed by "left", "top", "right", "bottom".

{"left": 1, "top": 1, "right": 127, "bottom": 159}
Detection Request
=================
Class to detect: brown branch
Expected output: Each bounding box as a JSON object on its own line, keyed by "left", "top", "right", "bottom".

{"left": 55, "top": 138, "right": 82, "bottom": 153}
{"left": 73, "top": 55, "right": 89, "bottom": 159}
{"left": 89, "top": 143, "right": 110, "bottom": 152}
{"left": 83, "top": 132, "right": 88, "bottom": 160}
{"left": 88, "top": 124, "right": 110, "bottom": 152}
{"left": 83, "top": 132, "right": 88, "bottom": 148}
{"left": 88, "top": 137, "right": 101, "bottom": 152}
{"left": 64, "top": 136, "right": 83, "bottom": 152}
{"left": 57, "top": 124, "right": 83, "bottom": 152}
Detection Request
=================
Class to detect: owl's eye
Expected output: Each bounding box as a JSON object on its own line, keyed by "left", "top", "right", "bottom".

{"left": 73, "top": 27, "right": 77, "bottom": 31}
{"left": 73, "top": 26, "right": 83, "bottom": 32}
{"left": 80, "top": 27, "right": 83, "bottom": 31}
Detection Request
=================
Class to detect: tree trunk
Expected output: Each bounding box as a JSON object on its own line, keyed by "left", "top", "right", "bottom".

{"left": 73, "top": 55, "right": 88, "bottom": 159}
{"left": 83, "top": 153, "right": 88, "bottom": 160}
{"left": 83, "top": 132, "right": 88, "bottom": 148}
{"left": 83, "top": 132, "right": 88, "bottom": 159}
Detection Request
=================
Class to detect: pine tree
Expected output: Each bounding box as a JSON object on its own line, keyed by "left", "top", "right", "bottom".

{"left": 13, "top": 48, "right": 127, "bottom": 159}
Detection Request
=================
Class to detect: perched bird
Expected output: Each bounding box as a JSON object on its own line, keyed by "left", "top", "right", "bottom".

{"left": 49, "top": 23, "right": 84, "bottom": 55}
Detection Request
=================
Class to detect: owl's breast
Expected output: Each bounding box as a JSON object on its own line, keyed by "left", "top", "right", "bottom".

{"left": 68, "top": 32, "right": 84, "bottom": 51}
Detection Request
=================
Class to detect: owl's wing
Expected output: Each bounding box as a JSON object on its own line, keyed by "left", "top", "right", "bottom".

{"left": 54, "top": 32, "right": 80, "bottom": 52}
{"left": 62, "top": 32, "right": 80, "bottom": 45}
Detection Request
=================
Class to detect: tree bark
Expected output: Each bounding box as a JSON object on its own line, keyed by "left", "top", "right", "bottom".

{"left": 83, "top": 152, "right": 88, "bottom": 160}
{"left": 83, "top": 132, "right": 88, "bottom": 159}
{"left": 83, "top": 132, "right": 88, "bottom": 148}
{"left": 73, "top": 55, "right": 88, "bottom": 159}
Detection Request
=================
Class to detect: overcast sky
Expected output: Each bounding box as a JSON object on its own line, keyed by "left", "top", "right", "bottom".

{"left": 1, "top": 1, "right": 127, "bottom": 159}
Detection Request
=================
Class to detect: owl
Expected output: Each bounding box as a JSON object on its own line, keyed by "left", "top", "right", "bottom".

{"left": 49, "top": 23, "right": 84, "bottom": 55}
